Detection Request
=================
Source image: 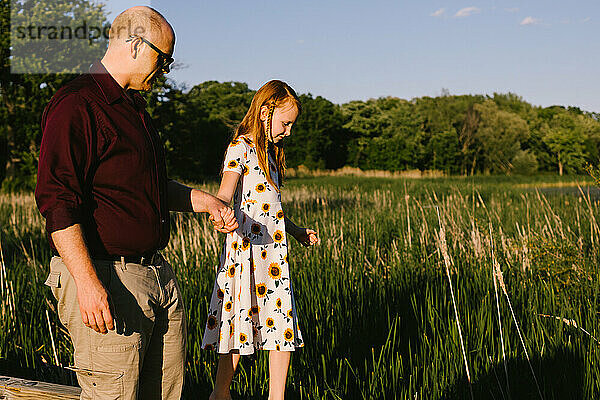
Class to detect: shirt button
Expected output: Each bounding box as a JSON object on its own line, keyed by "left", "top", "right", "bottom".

{"left": 161, "top": 219, "right": 166, "bottom": 223}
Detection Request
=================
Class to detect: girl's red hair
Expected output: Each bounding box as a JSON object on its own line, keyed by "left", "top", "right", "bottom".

{"left": 231, "top": 80, "right": 301, "bottom": 190}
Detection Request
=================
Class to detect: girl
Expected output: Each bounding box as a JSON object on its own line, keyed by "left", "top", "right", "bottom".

{"left": 202, "top": 80, "right": 320, "bottom": 400}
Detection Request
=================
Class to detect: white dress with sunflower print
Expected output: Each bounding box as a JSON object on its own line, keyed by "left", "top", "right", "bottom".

{"left": 201, "top": 136, "right": 304, "bottom": 354}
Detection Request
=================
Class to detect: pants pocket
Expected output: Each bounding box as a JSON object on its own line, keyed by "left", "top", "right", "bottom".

{"left": 45, "top": 257, "right": 70, "bottom": 328}
{"left": 67, "top": 366, "right": 124, "bottom": 400}
{"left": 71, "top": 331, "right": 141, "bottom": 400}
{"left": 45, "top": 257, "right": 62, "bottom": 298}
{"left": 96, "top": 338, "right": 141, "bottom": 353}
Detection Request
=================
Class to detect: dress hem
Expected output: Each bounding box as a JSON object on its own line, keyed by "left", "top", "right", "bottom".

{"left": 210, "top": 344, "right": 304, "bottom": 355}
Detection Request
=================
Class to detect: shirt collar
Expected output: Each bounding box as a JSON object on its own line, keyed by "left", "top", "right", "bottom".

{"left": 89, "top": 61, "right": 147, "bottom": 110}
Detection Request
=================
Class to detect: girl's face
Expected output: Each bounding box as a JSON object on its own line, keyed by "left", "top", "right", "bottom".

{"left": 260, "top": 101, "right": 299, "bottom": 144}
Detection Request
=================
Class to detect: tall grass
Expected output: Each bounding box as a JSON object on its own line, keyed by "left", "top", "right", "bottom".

{"left": 0, "top": 176, "right": 598, "bottom": 399}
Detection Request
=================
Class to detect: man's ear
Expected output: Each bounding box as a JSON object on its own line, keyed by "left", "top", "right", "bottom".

{"left": 259, "top": 105, "right": 269, "bottom": 122}
{"left": 129, "top": 37, "right": 141, "bottom": 59}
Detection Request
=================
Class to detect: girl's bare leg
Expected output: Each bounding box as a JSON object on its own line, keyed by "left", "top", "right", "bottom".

{"left": 268, "top": 350, "right": 291, "bottom": 400}
{"left": 210, "top": 352, "right": 240, "bottom": 400}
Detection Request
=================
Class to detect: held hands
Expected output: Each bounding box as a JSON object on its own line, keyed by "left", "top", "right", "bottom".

{"left": 76, "top": 277, "right": 114, "bottom": 334}
{"left": 295, "top": 228, "right": 320, "bottom": 247}
{"left": 189, "top": 189, "right": 238, "bottom": 233}
{"left": 209, "top": 205, "right": 238, "bottom": 233}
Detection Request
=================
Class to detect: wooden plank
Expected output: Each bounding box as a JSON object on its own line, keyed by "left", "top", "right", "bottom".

{"left": 0, "top": 375, "right": 80, "bottom": 400}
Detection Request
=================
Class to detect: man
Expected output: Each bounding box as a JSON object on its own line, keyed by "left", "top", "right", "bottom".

{"left": 35, "top": 6, "right": 236, "bottom": 400}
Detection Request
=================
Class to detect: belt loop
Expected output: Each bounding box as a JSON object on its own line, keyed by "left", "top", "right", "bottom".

{"left": 120, "top": 256, "right": 126, "bottom": 271}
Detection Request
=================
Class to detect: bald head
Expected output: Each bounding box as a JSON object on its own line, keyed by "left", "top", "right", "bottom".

{"left": 101, "top": 6, "right": 175, "bottom": 92}
{"left": 108, "top": 6, "right": 174, "bottom": 49}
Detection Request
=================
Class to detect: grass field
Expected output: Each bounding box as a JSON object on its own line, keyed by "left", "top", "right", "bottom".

{"left": 1, "top": 175, "right": 599, "bottom": 399}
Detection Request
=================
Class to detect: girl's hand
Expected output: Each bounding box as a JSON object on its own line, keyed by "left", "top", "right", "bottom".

{"left": 209, "top": 207, "right": 238, "bottom": 233}
{"left": 296, "top": 228, "right": 320, "bottom": 247}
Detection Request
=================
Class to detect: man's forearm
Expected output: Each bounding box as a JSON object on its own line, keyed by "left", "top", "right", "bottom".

{"left": 168, "top": 179, "right": 222, "bottom": 213}
{"left": 51, "top": 224, "right": 100, "bottom": 287}
{"left": 167, "top": 180, "right": 238, "bottom": 233}
{"left": 167, "top": 180, "right": 194, "bottom": 212}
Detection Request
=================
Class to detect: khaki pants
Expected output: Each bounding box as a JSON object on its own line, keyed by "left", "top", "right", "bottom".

{"left": 45, "top": 255, "right": 187, "bottom": 400}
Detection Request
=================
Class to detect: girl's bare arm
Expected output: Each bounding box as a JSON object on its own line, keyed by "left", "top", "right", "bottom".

{"left": 216, "top": 171, "right": 241, "bottom": 204}
{"left": 208, "top": 171, "right": 241, "bottom": 229}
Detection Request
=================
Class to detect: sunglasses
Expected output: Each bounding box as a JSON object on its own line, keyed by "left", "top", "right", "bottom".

{"left": 126, "top": 35, "right": 174, "bottom": 74}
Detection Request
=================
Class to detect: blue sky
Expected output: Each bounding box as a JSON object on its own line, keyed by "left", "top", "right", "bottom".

{"left": 103, "top": 1, "right": 600, "bottom": 112}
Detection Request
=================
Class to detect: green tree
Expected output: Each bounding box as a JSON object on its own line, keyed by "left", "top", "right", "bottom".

{"left": 341, "top": 99, "right": 390, "bottom": 138}
{"left": 428, "top": 130, "right": 461, "bottom": 173}
{"left": 472, "top": 100, "right": 529, "bottom": 174}
{"left": 416, "top": 94, "right": 483, "bottom": 173}
{"left": 492, "top": 92, "right": 536, "bottom": 120}
{"left": 186, "top": 81, "right": 254, "bottom": 128}
{"left": 511, "top": 149, "right": 538, "bottom": 175}
{"left": 287, "top": 94, "right": 349, "bottom": 169}
{"left": 342, "top": 99, "right": 388, "bottom": 168}
{"left": 542, "top": 111, "right": 586, "bottom": 175}
{"left": 1, "top": 0, "right": 109, "bottom": 189}
{"left": 580, "top": 113, "right": 600, "bottom": 166}
{"left": 147, "top": 81, "right": 232, "bottom": 182}
{"left": 343, "top": 97, "right": 424, "bottom": 171}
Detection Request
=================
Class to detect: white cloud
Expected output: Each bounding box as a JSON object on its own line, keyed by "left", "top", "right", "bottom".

{"left": 520, "top": 16, "right": 540, "bottom": 26}
{"left": 431, "top": 8, "right": 445, "bottom": 17}
{"left": 582, "top": 17, "right": 591, "bottom": 23}
{"left": 454, "top": 7, "right": 480, "bottom": 18}
{"left": 504, "top": 8, "right": 519, "bottom": 13}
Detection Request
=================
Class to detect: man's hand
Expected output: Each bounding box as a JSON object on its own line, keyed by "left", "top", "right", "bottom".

{"left": 51, "top": 224, "right": 115, "bottom": 334}
{"left": 76, "top": 276, "right": 114, "bottom": 334}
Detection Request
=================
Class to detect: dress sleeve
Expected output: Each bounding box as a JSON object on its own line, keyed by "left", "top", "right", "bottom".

{"left": 222, "top": 139, "right": 246, "bottom": 175}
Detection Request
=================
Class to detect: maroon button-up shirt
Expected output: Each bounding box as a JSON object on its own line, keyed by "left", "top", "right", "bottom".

{"left": 35, "top": 61, "right": 170, "bottom": 257}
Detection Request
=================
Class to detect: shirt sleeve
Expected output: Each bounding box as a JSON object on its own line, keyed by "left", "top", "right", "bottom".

{"left": 35, "top": 92, "right": 94, "bottom": 233}
{"left": 222, "top": 139, "right": 246, "bottom": 175}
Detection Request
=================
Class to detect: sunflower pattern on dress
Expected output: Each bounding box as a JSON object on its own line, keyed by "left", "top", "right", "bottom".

{"left": 202, "top": 136, "right": 304, "bottom": 354}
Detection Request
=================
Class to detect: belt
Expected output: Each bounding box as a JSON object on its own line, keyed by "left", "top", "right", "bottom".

{"left": 105, "top": 252, "right": 163, "bottom": 266}
{"left": 51, "top": 250, "right": 162, "bottom": 266}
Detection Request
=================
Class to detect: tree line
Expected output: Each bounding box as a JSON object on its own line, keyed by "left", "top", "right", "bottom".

{"left": 2, "top": 1, "right": 599, "bottom": 190}
{"left": 3, "top": 77, "right": 600, "bottom": 190}
{"left": 86, "top": 80, "right": 600, "bottom": 183}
